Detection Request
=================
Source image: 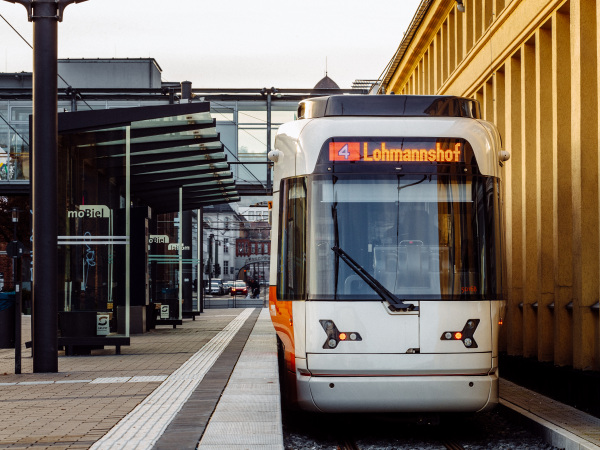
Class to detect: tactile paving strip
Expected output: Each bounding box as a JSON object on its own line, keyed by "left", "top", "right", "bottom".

{"left": 89, "top": 308, "right": 254, "bottom": 450}
{"left": 197, "top": 309, "right": 283, "bottom": 449}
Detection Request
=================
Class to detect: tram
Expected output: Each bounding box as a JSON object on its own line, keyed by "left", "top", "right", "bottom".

{"left": 268, "top": 95, "right": 508, "bottom": 413}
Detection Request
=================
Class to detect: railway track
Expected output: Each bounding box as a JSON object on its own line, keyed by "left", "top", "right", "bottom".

{"left": 337, "top": 435, "right": 466, "bottom": 450}
{"left": 337, "top": 435, "right": 360, "bottom": 450}
{"left": 441, "top": 439, "right": 466, "bottom": 450}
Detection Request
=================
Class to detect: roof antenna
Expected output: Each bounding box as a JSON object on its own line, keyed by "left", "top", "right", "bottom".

{"left": 325, "top": 56, "right": 328, "bottom": 77}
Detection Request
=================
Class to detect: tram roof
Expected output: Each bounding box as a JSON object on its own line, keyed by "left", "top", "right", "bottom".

{"left": 298, "top": 95, "right": 481, "bottom": 120}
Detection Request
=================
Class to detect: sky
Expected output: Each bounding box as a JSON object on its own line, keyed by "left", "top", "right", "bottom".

{"left": 0, "top": 0, "right": 421, "bottom": 89}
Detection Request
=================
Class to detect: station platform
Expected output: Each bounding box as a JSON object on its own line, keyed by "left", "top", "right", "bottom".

{"left": 0, "top": 308, "right": 598, "bottom": 449}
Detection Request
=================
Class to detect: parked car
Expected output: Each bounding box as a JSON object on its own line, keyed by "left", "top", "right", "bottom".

{"left": 205, "top": 279, "right": 224, "bottom": 295}
{"left": 230, "top": 280, "right": 248, "bottom": 296}
{"left": 222, "top": 281, "right": 234, "bottom": 293}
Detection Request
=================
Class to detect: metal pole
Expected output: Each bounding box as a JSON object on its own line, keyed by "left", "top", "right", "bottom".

{"left": 32, "top": 0, "right": 59, "bottom": 373}
{"left": 4, "top": 0, "right": 88, "bottom": 373}
{"left": 266, "top": 90, "right": 272, "bottom": 191}
{"left": 12, "top": 209, "right": 21, "bottom": 374}
{"left": 198, "top": 208, "right": 203, "bottom": 313}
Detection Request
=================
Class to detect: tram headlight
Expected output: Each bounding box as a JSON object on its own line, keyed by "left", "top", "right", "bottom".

{"left": 328, "top": 339, "right": 337, "bottom": 348}
{"left": 464, "top": 338, "right": 473, "bottom": 347}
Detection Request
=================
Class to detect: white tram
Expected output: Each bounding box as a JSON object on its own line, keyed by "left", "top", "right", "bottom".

{"left": 268, "top": 95, "right": 508, "bottom": 413}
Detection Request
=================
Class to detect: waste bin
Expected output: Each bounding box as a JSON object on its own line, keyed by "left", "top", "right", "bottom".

{"left": 0, "top": 292, "right": 15, "bottom": 348}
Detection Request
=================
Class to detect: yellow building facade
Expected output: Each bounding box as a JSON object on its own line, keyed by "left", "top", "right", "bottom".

{"left": 383, "top": 0, "right": 599, "bottom": 371}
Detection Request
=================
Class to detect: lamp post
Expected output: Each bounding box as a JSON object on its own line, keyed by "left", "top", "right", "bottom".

{"left": 3, "top": 0, "right": 88, "bottom": 373}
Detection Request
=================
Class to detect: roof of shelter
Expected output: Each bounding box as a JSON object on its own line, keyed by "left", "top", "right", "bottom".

{"left": 58, "top": 102, "right": 238, "bottom": 214}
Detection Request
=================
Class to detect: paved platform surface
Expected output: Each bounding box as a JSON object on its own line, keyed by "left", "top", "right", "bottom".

{"left": 0, "top": 308, "right": 282, "bottom": 449}
{"left": 0, "top": 308, "right": 599, "bottom": 449}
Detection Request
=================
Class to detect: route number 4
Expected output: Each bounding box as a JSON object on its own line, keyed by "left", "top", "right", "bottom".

{"left": 338, "top": 144, "right": 350, "bottom": 159}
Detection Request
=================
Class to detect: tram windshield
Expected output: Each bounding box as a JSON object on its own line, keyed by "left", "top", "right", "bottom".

{"left": 307, "top": 174, "right": 503, "bottom": 301}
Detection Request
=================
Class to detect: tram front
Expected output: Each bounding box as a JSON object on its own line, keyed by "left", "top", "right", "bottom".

{"left": 270, "top": 96, "right": 508, "bottom": 413}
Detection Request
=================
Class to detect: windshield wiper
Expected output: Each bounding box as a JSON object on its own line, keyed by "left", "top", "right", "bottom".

{"left": 331, "top": 245, "right": 418, "bottom": 312}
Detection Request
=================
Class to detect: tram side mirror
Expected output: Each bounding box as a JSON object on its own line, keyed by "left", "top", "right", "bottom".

{"left": 268, "top": 149, "right": 283, "bottom": 162}
{"left": 498, "top": 150, "right": 510, "bottom": 162}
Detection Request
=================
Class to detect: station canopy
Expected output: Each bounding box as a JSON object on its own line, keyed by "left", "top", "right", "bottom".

{"left": 58, "top": 102, "right": 239, "bottom": 213}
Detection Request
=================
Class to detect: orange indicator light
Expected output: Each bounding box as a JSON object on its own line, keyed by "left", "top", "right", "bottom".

{"left": 454, "top": 332, "right": 462, "bottom": 340}
{"left": 339, "top": 332, "right": 347, "bottom": 341}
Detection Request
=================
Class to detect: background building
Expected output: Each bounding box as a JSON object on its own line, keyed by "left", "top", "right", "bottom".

{"left": 381, "top": 0, "right": 599, "bottom": 384}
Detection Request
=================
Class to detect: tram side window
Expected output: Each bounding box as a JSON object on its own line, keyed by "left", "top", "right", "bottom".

{"left": 277, "top": 178, "right": 307, "bottom": 300}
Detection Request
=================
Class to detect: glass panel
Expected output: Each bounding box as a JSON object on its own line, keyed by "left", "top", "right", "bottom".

{"left": 10, "top": 107, "right": 32, "bottom": 122}
{"left": 149, "top": 212, "right": 181, "bottom": 320}
{"left": 271, "top": 109, "right": 296, "bottom": 124}
{"left": 211, "top": 106, "right": 235, "bottom": 123}
{"left": 308, "top": 174, "right": 502, "bottom": 301}
{"left": 8, "top": 124, "right": 29, "bottom": 180}
{"left": 238, "top": 109, "right": 267, "bottom": 124}
{"left": 0, "top": 196, "right": 33, "bottom": 313}
{"left": 57, "top": 126, "right": 129, "bottom": 337}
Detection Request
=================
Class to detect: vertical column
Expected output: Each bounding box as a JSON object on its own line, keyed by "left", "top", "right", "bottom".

{"left": 178, "top": 188, "right": 183, "bottom": 321}
{"left": 442, "top": 19, "right": 449, "bottom": 83}
{"left": 465, "top": 0, "right": 473, "bottom": 53}
{"left": 536, "top": 23, "right": 554, "bottom": 362}
{"left": 506, "top": 53, "right": 523, "bottom": 356}
{"left": 125, "top": 126, "right": 131, "bottom": 337}
{"left": 483, "top": 78, "right": 494, "bottom": 121}
{"left": 493, "top": 68, "right": 507, "bottom": 353}
{"left": 448, "top": 11, "right": 456, "bottom": 75}
{"left": 423, "top": 50, "right": 430, "bottom": 95}
{"left": 484, "top": 0, "right": 494, "bottom": 33}
{"left": 435, "top": 32, "right": 442, "bottom": 92}
{"left": 198, "top": 208, "right": 204, "bottom": 313}
{"left": 552, "top": 6, "right": 572, "bottom": 367}
{"left": 475, "top": 87, "right": 484, "bottom": 111}
{"left": 415, "top": 65, "right": 420, "bottom": 95}
{"left": 521, "top": 39, "right": 538, "bottom": 358}
{"left": 495, "top": 0, "right": 505, "bottom": 16}
{"left": 32, "top": 0, "right": 59, "bottom": 373}
{"left": 182, "top": 210, "right": 193, "bottom": 313}
{"left": 456, "top": 3, "right": 465, "bottom": 66}
{"left": 493, "top": 70, "right": 506, "bottom": 141}
{"left": 473, "top": 0, "right": 482, "bottom": 45}
{"left": 419, "top": 59, "right": 425, "bottom": 95}
{"left": 571, "top": 0, "right": 599, "bottom": 371}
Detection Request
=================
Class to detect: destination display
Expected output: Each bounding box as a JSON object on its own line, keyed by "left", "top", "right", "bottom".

{"left": 329, "top": 140, "right": 464, "bottom": 163}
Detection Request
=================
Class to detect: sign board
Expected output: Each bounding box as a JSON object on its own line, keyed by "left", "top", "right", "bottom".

{"left": 96, "top": 314, "right": 110, "bottom": 336}
{"left": 160, "top": 304, "right": 169, "bottom": 319}
{"left": 329, "top": 141, "right": 464, "bottom": 163}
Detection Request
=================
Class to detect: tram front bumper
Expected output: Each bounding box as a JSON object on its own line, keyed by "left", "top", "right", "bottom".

{"left": 297, "top": 372, "right": 498, "bottom": 413}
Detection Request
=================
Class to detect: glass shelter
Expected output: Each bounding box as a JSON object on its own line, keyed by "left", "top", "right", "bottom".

{"left": 57, "top": 103, "right": 237, "bottom": 347}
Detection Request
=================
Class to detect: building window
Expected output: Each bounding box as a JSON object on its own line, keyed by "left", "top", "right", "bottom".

{"left": 223, "top": 261, "right": 229, "bottom": 274}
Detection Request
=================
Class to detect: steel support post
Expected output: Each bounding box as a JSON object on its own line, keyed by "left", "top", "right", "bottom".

{"left": 32, "top": 0, "right": 59, "bottom": 373}
{"left": 198, "top": 208, "right": 204, "bottom": 313}
{"left": 266, "top": 90, "right": 272, "bottom": 190}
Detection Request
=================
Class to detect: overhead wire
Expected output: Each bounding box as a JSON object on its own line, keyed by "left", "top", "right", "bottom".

{"left": 0, "top": 12, "right": 94, "bottom": 111}
{"left": 1, "top": 13, "right": 275, "bottom": 192}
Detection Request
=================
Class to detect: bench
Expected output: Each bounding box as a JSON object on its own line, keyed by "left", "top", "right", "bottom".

{"left": 58, "top": 336, "right": 130, "bottom": 356}
{"left": 183, "top": 311, "right": 201, "bottom": 321}
{"left": 154, "top": 319, "right": 183, "bottom": 329}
